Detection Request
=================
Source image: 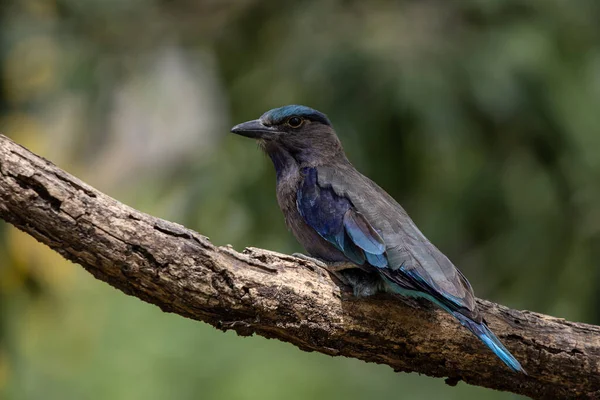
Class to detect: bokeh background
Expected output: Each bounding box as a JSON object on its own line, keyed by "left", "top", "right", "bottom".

{"left": 1, "top": 0, "right": 599, "bottom": 399}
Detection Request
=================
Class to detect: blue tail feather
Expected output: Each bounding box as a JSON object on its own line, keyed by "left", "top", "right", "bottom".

{"left": 453, "top": 312, "right": 525, "bottom": 373}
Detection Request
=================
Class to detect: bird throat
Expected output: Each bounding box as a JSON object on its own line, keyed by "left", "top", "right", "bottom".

{"left": 265, "top": 144, "right": 297, "bottom": 183}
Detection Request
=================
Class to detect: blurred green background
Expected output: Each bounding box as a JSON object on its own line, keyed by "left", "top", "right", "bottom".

{"left": 1, "top": 0, "right": 599, "bottom": 399}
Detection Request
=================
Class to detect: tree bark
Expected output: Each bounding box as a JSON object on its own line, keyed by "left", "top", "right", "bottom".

{"left": 0, "top": 134, "right": 598, "bottom": 399}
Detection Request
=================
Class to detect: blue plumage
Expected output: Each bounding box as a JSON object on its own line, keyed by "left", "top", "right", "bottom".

{"left": 262, "top": 105, "right": 331, "bottom": 126}
{"left": 453, "top": 312, "right": 524, "bottom": 373}
{"left": 298, "top": 167, "right": 386, "bottom": 267}
{"left": 399, "top": 263, "right": 471, "bottom": 312}
{"left": 365, "top": 252, "right": 388, "bottom": 268}
{"left": 343, "top": 209, "right": 386, "bottom": 255}
{"left": 297, "top": 167, "right": 351, "bottom": 250}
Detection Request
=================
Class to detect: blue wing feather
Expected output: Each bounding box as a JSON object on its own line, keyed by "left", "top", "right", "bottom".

{"left": 343, "top": 209, "right": 386, "bottom": 255}
{"left": 340, "top": 230, "right": 367, "bottom": 265}
{"left": 297, "top": 168, "right": 348, "bottom": 249}
{"left": 400, "top": 264, "right": 467, "bottom": 310}
{"left": 297, "top": 167, "right": 384, "bottom": 266}
{"left": 365, "top": 252, "right": 388, "bottom": 268}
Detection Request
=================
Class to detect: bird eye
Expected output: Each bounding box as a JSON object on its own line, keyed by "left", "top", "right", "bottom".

{"left": 287, "top": 116, "right": 303, "bottom": 128}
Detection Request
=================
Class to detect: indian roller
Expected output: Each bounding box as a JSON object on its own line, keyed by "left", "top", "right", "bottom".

{"left": 231, "top": 105, "right": 524, "bottom": 373}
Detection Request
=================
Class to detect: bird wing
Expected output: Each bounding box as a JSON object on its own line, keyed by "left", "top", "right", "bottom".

{"left": 307, "top": 164, "right": 477, "bottom": 316}
{"left": 297, "top": 167, "right": 387, "bottom": 267}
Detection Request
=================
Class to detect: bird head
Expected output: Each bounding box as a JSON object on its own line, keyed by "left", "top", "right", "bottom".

{"left": 231, "top": 105, "right": 344, "bottom": 164}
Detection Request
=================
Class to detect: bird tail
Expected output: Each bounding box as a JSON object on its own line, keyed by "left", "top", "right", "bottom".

{"left": 452, "top": 312, "right": 525, "bottom": 374}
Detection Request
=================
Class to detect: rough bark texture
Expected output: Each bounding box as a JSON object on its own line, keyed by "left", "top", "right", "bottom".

{"left": 0, "top": 134, "right": 598, "bottom": 399}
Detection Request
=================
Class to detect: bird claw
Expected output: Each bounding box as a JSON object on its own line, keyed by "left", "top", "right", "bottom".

{"left": 292, "top": 253, "right": 328, "bottom": 268}
{"left": 291, "top": 253, "right": 354, "bottom": 286}
{"left": 292, "top": 253, "right": 356, "bottom": 272}
{"left": 325, "top": 262, "right": 357, "bottom": 272}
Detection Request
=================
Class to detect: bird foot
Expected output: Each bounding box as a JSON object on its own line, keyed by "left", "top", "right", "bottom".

{"left": 291, "top": 253, "right": 354, "bottom": 286}
{"left": 292, "top": 253, "right": 328, "bottom": 268}
{"left": 291, "top": 253, "right": 356, "bottom": 272}
{"left": 325, "top": 262, "right": 358, "bottom": 272}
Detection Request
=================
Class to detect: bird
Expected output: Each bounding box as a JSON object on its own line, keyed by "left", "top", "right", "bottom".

{"left": 231, "top": 104, "right": 525, "bottom": 373}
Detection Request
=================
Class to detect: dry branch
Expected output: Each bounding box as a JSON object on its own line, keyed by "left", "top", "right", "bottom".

{"left": 0, "top": 134, "right": 598, "bottom": 399}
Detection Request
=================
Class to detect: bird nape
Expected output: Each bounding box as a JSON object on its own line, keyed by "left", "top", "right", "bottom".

{"left": 231, "top": 104, "right": 525, "bottom": 373}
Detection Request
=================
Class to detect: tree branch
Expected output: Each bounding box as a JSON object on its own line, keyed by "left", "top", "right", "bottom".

{"left": 0, "top": 134, "right": 598, "bottom": 399}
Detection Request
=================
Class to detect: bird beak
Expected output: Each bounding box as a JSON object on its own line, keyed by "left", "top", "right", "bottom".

{"left": 230, "top": 119, "right": 277, "bottom": 139}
